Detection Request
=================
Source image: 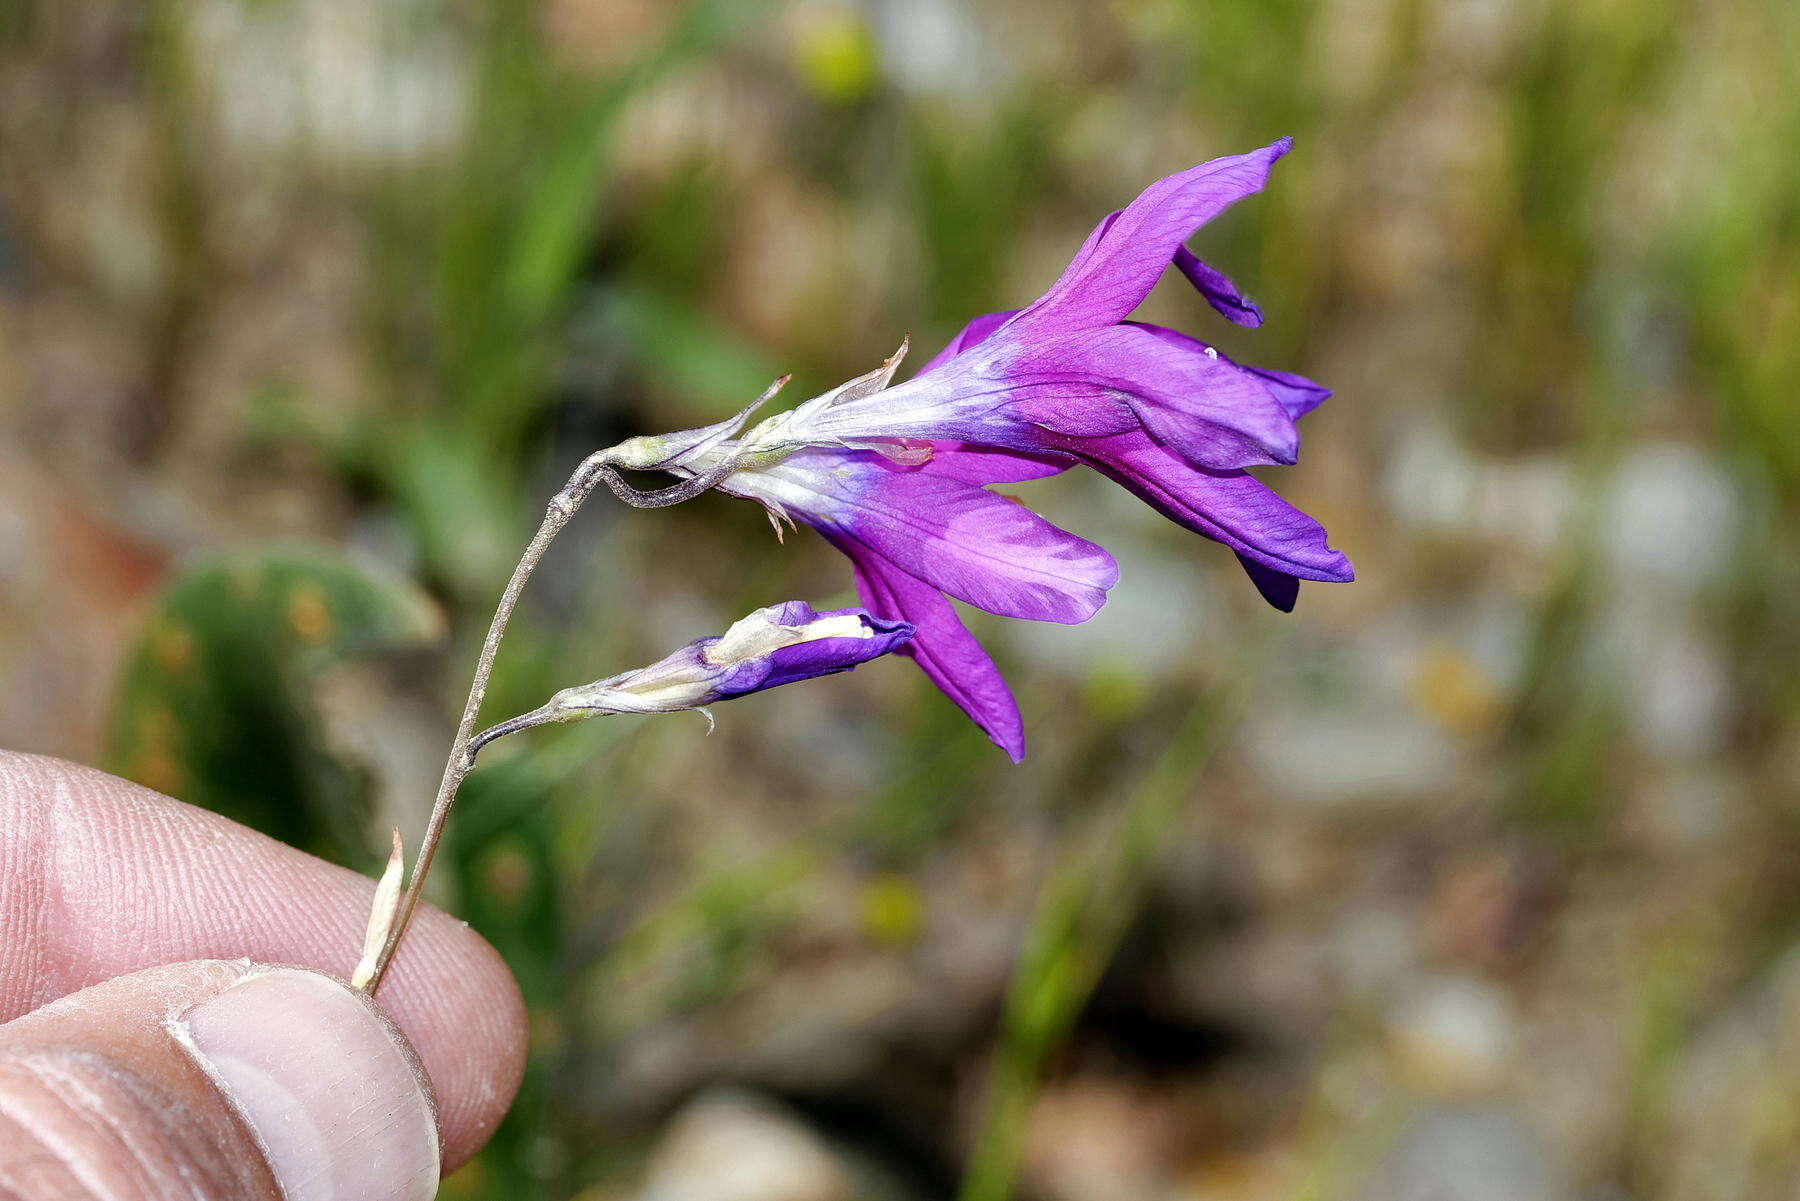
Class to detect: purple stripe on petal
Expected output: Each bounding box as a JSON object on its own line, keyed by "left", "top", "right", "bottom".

{"left": 832, "top": 534, "right": 1026, "bottom": 762}
{"left": 1172, "top": 246, "right": 1265, "bottom": 328}
{"left": 1003, "top": 138, "right": 1293, "bottom": 338}
{"left": 709, "top": 657, "right": 775, "bottom": 697}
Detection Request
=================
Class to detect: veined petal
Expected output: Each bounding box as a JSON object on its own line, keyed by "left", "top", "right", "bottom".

{"left": 765, "top": 315, "right": 1303, "bottom": 470}
{"left": 1003, "top": 138, "right": 1292, "bottom": 338}
{"left": 911, "top": 441, "right": 1074, "bottom": 485}
{"left": 988, "top": 324, "right": 1299, "bottom": 468}
{"left": 1126, "top": 320, "right": 1330, "bottom": 422}
{"left": 733, "top": 451, "right": 1117, "bottom": 624}
{"left": 832, "top": 534, "right": 1025, "bottom": 762}
{"left": 1078, "top": 429, "right": 1353, "bottom": 582}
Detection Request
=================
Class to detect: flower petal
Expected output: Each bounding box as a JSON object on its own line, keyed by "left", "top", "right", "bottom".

{"left": 1004, "top": 138, "right": 1293, "bottom": 337}
{"left": 754, "top": 610, "right": 916, "bottom": 691}
{"left": 913, "top": 441, "right": 1074, "bottom": 485}
{"left": 916, "top": 310, "right": 1020, "bottom": 376}
{"left": 1234, "top": 553, "right": 1301, "bottom": 612}
{"left": 990, "top": 323, "right": 1299, "bottom": 468}
{"left": 749, "top": 451, "right": 1118, "bottom": 624}
{"left": 831, "top": 534, "right": 1025, "bottom": 762}
{"left": 1237, "top": 363, "right": 1331, "bottom": 421}
{"left": 1077, "top": 429, "right": 1353, "bottom": 582}
{"left": 790, "top": 320, "right": 1302, "bottom": 469}
{"left": 544, "top": 603, "right": 912, "bottom": 718}
{"left": 1125, "top": 320, "right": 1329, "bottom": 422}
{"left": 1172, "top": 246, "right": 1264, "bottom": 327}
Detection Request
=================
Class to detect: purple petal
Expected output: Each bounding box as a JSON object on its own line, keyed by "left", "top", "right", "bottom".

{"left": 757, "top": 617, "right": 916, "bottom": 690}
{"left": 1126, "top": 320, "right": 1329, "bottom": 421}
{"left": 1234, "top": 553, "right": 1300, "bottom": 612}
{"left": 1172, "top": 246, "right": 1265, "bottom": 327}
{"left": 782, "top": 452, "right": 1117, "bottom": 623}
{"left": 1049, "top": 214, "right": 1265, "bottom": 328}
{"left": 988, "top": 323, "right": 1299, "bottom": 468}
{"left": 1076, "top": 429, "right": 1353, "bottom": 582}
{"left": 913, "top": 442, "right": 1074, "bottom": 485}
{"left": 916, "top": 310, "right": 1020, "bottom": 376}
{"left": 710, "top": 605, "right": 916, "bottom": 698}
{"left": 1003, "top": 138, "right": 1293, "bottom": 338}
{"left": 832, "top": 534, "right": 1026, "bottom": 761}
{"left": 1238, "top": 363, "right": 1330, "bottom": 421}
{"left": 760, "top": 599, "right": 829, "bottom": 626}
{"left": 804, "top": 317, "right": 1303, "bottom": 470}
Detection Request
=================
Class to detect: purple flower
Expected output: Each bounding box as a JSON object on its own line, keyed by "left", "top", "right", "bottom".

{"left": 736, "top": 139, "right": 1310, "bottom": 471}
{"left": 610, "top": 139, "right": 1352, "bottom": 759}
{"left": 526, "top": 602, "right": 914, "bottom": 724}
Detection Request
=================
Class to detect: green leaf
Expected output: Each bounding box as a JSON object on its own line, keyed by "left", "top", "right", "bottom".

{"left": 106, "top": 549, "right": 443, "bottom": 868}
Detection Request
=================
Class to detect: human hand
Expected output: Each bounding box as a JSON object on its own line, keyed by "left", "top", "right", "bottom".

{"left": 0, "top": 751, "right": 528, "bottom": 1200}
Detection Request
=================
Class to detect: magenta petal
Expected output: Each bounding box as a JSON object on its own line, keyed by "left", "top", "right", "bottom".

{"left": 832, "top": 534, "right": 1026, "bottom": 762}
{"left": 1004, "top": 138, "right": 1293, "bottom": 338}
{"left": 1238, "top": 363, "right": 1330, "bottom": 421}
{"left": 835, "top": 466, "right": 1118, "bottom": 624}
{"left": 914, "top": 441, "right": 1074, "bottom": 485}
{"left": 1079, "top": 429, "right": 1352, "bottom": 582}
{"left": 916, "top": 309, "right": 1021, "bottom": 376}
{"left": 1172, "top": 246, "right": 1265, "bottom": 328}
{"left": 995, "top": 324, "right": 1299, "bottom": 468}
{"left": 1125, "top": 320, "right": 1328, "bottom": 423}
{"left": 745, "top": 450, "right": 1116, "bottom": 624}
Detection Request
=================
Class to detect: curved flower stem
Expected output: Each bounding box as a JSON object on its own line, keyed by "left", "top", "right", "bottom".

{"left": 359, "top": 451, "right": 613, "bottom": 995}
{"left": 593, "top": 456, "right": 737, "bottom": 508}
{"left": 465, "top": 705, "right": 560, "bottom": 759}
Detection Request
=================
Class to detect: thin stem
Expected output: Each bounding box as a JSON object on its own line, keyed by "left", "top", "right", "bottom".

{"left": 356, "top": 369, "right": 782, "bottom": 994}
{"left": 361, "top": 452, "right": 610, "bottom": 994}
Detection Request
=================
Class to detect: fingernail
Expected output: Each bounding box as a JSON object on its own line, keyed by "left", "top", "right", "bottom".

{"left": 179, "top": 969, "right": 439, "bottom": 1201}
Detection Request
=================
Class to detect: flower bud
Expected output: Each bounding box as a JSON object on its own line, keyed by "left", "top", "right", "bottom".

{"left": 539, "top": 601, "right": 913, "bottom": 721}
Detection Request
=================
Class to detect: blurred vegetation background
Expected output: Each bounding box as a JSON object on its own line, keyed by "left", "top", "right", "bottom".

{"left": 3, "top": 0, "right": 1799, "bottom": 1197}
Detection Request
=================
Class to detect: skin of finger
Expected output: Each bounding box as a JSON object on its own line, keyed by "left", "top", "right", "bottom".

{"left": 0, "top": 752, "right": 527, "bottom": 1168}
{"left": 0, "top": 960, "right": 284, "bottom": 1200}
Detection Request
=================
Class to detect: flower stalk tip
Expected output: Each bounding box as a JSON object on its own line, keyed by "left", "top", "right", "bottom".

{"left": 351, "top": 828, "right": 406, "bottom": 992}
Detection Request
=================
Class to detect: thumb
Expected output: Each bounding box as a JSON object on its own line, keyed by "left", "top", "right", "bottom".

{"left": 0, "top": 960, "right": 439, "bottom": 1201}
